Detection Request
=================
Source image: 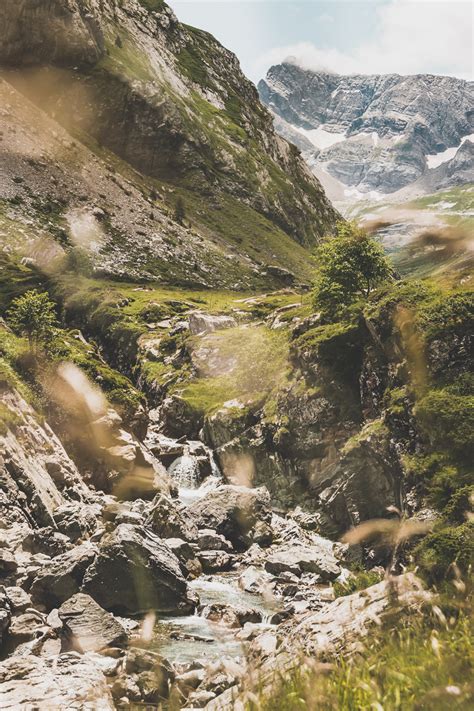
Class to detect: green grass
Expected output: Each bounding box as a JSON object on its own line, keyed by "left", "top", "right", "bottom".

{"left": 333, "top": 568, "right": 383, "bottom": 598}
{"left": 0, "top": 402, "right": 20, "bottom": 435}
{"left": 253, "top": 597, "right": 473, "bottom": 710}
{"left": 180, "top": 325, "right": 290, "bottom": 415}
{"left": 97, "top": 30, "right": 156, "bottom": 83}
{"left": 407, "top": 184, "right": 474, "bottom": 213}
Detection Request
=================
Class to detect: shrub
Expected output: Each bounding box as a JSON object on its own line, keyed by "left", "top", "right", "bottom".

{"left": 415, "top": 522, "right": 474, "bottom": 584}
{"left": 7, "top": 290, "right": 59, "bottom": 353}
{"left": 443, "top": 486, "right": 474, "bottom": 524}
{"left": 415, "top": 389, "right": 474, "bottom": 463}
{"left": 333, "top": 568, "right": 382, "bottom": 598}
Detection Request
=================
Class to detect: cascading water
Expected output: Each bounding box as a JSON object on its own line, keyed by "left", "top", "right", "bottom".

{"left": 168, "top": 441, "right": 222, "bottom": 505}
{"left": 148, "top": 428, "right": 279, "bottom": 664}
{"left": 168, "top": 445, "right": 200, "bottom": 489}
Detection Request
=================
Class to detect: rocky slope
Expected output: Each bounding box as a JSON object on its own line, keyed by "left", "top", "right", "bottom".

{"left": 1, "top": 277, "right": 470, "bottom": 707}
{"left": 259, "top": 63, "right": 474, "bottom": 195}
{"left": 0, "top": 1, "right": 339, "bottom": 289}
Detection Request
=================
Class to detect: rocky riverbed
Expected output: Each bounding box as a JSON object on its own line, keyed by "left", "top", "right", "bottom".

{"left": 0, "top": 386, "right": 431, "bottom": 709}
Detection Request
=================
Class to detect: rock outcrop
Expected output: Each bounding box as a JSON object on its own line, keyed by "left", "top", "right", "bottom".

{"left": 0, "top": 0, "right": 105, "bottom": 68}
{"left": 0, "top": 389, "right": 93, "bottom": 532}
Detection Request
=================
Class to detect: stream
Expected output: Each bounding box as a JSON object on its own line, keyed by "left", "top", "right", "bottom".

{"left": 146, "top": 431, "right": 280, "bottom": 665}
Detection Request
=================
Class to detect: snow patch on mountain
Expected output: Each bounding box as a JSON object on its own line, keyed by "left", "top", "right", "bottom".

{"left": 426, "top": 133, "right": 474, "bottom": 169}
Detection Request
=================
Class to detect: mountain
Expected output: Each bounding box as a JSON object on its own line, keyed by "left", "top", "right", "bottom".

{"left": 0, "top": 0, "right": 338, "bottom": 289}
{"left": 259, "top": 63, "right": 474, "bottom": 196}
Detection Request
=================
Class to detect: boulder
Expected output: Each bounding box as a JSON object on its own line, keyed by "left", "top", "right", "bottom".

{"left": 198, "top": 551, "right": 234, "bottom": 573}
{"left": 200, "top": 603, "right": 262, "bottom": 628}
{"left": 187, "top": 485, "right": 271, "bottom": 550}
{"left": 264, "top": 544, "right": 341, "bottom": 582}
{"left": 146, "top": 494, "right": 198, "bottom": 541}
{"left": 58, "top": 593, "right": 127, "bottom": 653}
{"left": 165, "top": 538, "right": 196, "bottom": 562}
{"left": 30, "top": 543, "right": 97, "bottom": 609}
{"left": 23, "top": 527, "right": 72, "bottom": 557}
{"left": 188, "top": 312, "right": 237, "bottom": 336}
{"left": 284, "top": 573, "right": 431, "bottom": 657}
{"left": 5, "top": 586, "right": 31, "bottom": 613}
{"left": 7, "top": 610, "right": 47, "bottom": 647}
{"left": 125, "top": 647, "right": 172, "bottom": 676}
{"left": 0, "top": 653, "right": 114, "bottom": 710}
{"left": 0, "top": 550, "right": 17, "bottom": 577}
{"left": 135, "top": 668, "right": 173, "bottom": 703}
{"left": 161, "top": 395, "right": 203, "bottom": 439}
{"left": 53, "top": 503, "right": 99, "bottom": 542}
{"left": 82, "top": 524, "right": 196, "bottom": 615}
{"left": 196, "top": 530, "right": 233, "bottom": 552}
{"left": 238, "top": 566, "right": 274, "bottom": 595}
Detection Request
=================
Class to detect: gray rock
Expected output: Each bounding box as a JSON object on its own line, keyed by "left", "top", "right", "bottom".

{"left": 264, "top": 544, "right": 341, "bottom": 581}
{"left": 285, "top": 573, "right": 431, "bottom": 657}
{"left": 189, "top": 312, "right": 237, "bottom": 336}
{"left": 0, "top": 653, "right": 114, "bottom": 709}
{"left": 136, "top": 668, "right": 172, "bottom": 703}
{"left": 238, "top": 566, "right": 274, "bottom": 594}
{"left": 166, "top": 538, "right": 196, "bottom": 562}
{"left": 58, "top": 593, "right": 127, "bottom": 653}
{"left": 146, "top": 493, "right": 198, "bottom": 541}
{"left": 82, "top": 524, "right": 196, "bottom": 615}
{"left": 125, "top": 647, "right": 172, "bottom": 675}
{"left": 196, "top": 530, "right": 233, "bottom": 552}
{"left": 0, "top": 588, "right": 11, "bottom": 646}
{"left": 5, "top": 586, "right": 31, "bottom": 613}
{"left": 30, "top": 543, "right": 97, "bottom": 609}
{"left": 7, "top": 610, "right": 46, "bottom": 644}
{"left": 0, "top": 550, "right": 17, "bottom": 576}
{"left": 198, "top": 550, "right": 234, "bottom": 573}
{"left": 186, "top": 689, "right": 216, "bottom": 707}
{"left": 53, "top": 503, "right": 98, "bottom": 542}
{"left": 200, "top": 603, "right": 262, "bottom": 628}
{"left": 23, "top": 527, "right": 72, "bottom": 557}
{"left": 187, "top": 485, "right": 271, "bottom": 550}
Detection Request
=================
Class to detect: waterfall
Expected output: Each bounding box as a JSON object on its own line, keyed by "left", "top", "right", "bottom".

{"left": 168, "top": 445, "right": 200, "bottom": 489}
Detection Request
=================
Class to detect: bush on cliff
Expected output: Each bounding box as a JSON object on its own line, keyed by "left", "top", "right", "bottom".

{"left": 313, "top": 222, "right": 392, "bottom": 320}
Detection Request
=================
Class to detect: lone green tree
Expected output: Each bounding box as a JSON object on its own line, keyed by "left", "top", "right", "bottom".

{"left": 7, "top": 290, "right": 59, "bottom": 353}
{"left": 174, "top": 196, "right": 186, "bottom": 226}
{"left": 313, "top": 221, "right": 392, "bottom": 319}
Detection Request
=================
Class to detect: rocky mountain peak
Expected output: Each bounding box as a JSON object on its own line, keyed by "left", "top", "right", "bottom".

{"left": 259, "top": 62, "right": 474, "bottom": 194}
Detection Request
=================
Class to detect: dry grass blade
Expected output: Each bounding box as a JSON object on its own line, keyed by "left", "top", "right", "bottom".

{"left": 341, "top": 519, "right": 398, "bottom": 545}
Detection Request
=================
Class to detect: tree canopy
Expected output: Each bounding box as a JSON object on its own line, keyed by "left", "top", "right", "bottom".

{"left": 7, "top": 289, "right": 58, "bottom": 352}
{"left": 313, "top": 221, "right": 392, "bottom": 319}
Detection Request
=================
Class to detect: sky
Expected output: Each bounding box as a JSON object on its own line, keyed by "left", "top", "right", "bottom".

{"left": 168, "top": 0, "right": 473, "bottom": 84}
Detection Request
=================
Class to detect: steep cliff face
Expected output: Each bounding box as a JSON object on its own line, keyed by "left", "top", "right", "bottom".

{"left": 259, "top": 63, "right": 474, "bottom": 194}
{"left": 0, "top": 0, "right": 105, "bottom": 67}
{"left": 0, "top": 1, "right": 339, "bottom": 291}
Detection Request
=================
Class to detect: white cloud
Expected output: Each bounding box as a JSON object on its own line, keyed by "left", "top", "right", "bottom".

{"left": 318, "top": 13, "right": 334, "bottom": 24}
{"left": 256, "top": 0, "right": 473, "bottom": 80}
